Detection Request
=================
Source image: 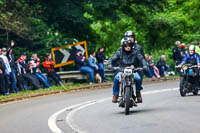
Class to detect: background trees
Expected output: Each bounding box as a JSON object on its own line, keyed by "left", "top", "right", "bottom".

{"left": 0, "top": 0, "right": 199, "bottom": 68}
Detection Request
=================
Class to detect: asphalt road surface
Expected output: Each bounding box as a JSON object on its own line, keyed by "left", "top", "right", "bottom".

{"left": 0, "top": 80, "right": 200, "bottom": 133}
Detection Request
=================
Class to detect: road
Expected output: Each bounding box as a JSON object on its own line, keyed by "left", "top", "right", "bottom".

{"left": 0, "top": 80, "right": 200, "bottom": 133}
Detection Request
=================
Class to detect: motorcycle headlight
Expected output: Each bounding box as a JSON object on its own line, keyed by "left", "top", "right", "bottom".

{"left": 124, "top": 68, "right": 132, "bottom": 76}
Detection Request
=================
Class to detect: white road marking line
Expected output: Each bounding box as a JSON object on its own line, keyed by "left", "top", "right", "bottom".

{"left": 143, "top": 88, "right": 179, "bottom": 95}
{"left": 48, "top": 100, "right": 106, "bottom": 133}
{"left": 48, "top": 87, "right": 179, "bottom": 133}
{"left": 66, "top": 98, "right": 110, "bottom": 133}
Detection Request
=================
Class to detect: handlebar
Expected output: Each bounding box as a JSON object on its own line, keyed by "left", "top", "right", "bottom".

{"left": 175, "top": 64, "right": 198, "bottom": 68}
{"left": 112, "top": 66, "right": 143, "bottom": 72}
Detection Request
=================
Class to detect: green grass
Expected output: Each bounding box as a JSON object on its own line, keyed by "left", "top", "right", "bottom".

{"left": 0, "top": 75, "right": 179, "bottom": 102}
{"left": 0, "top": 83, "right": 88, "bottom": 101}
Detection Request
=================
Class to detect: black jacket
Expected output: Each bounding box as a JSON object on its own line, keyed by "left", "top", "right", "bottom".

{"left": 7, "top": 45, "right": 17, "bottom": 70}
{"left": 133, "top": 43, "right": 145, "bottom": 57}
{"left": 0, "top": 58, "right": 6, "bottom": 73}
{"left": 172, "top": 46, "right": 182, "bottom": 62}
{"left": 157, "top": 59, "right": 167, "bottom": 68}
{"left": 74, "top": 55, "right": 87, "bottom": 69}
{"left": 96, "top": 51, "right": 105, "bottom": 64}
{"left": 108, "top": 47, "right": 147, "bottom": 69}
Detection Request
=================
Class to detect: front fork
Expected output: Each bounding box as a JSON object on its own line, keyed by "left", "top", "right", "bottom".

{"left": 119, "top": 76, "right": 136, "bottom": 107}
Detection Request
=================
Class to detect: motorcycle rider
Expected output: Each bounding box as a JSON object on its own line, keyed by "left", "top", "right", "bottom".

{"left": 179, "top": 45, "right": 200, "bottom": 74}
{"left": 124, "top": 30, "right": 147, "bottom": 79}
{"left": 108, "top": 37, "right": 147, "bottom": 103}
{"left": 124, "top": 30, "right": 145, "bottom": 57}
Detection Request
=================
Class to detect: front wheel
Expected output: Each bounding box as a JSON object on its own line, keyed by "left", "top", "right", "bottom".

{"left": 180, "top": 76, "right": 186, "bottom": 97}
{"left": 125, "top": 86, "right": 131, "bottom": 115}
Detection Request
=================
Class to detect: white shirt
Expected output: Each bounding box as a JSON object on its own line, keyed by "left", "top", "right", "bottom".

{"left": 0, "top": 55, "right": 11, "bottom": 74}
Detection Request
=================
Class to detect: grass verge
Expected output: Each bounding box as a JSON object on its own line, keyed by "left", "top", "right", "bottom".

{"left": 0, "top": 75, "right": 179, "bottom": 103}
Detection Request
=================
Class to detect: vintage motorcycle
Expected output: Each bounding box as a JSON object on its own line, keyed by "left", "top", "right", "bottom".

{"left": 113, "top": 66, "right": 143, "bottom": 115}
{"left": 176, "top": 64, "right": 200, "bottom": 96}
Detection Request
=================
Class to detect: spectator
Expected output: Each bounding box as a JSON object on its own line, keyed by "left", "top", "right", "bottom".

{"left": 157, "top": 55, "right": 170, "bottom": 77}
{"left": 0, "top": 58, "right": 6, "bottom": 95}
{"left": 29, "top": 53, "right": 50, "bottom": 88}
{"left": 7, "top": 40, "right": 19, "bottom": 93}
{"left": 16, "top": 53, "right": 41, "bottom": 90}
{"left": 96, "top": 47, "right": 106, "bottom": 82}
{"left": 0, "top": 48, "right": 11, "bottom": 95}
{"left": 42, "top": 53, "right": 64, "bottom": 87}
{"left": 148, "top": 55, "right": 160, "bottom": 78}
{"left": 172, "top": 41, "right": 182, "bottom": 65}
{"left": 144, "top": 54, "right": 155, "bottom": 79}
{"left": 74, "top": 49, "right": 95, "bottom": 84}
{"left": 88, "top": 51, "right": 101, "bottom": 83}
{"left": 180, "top": 43, "right": 187, "bottom": 58}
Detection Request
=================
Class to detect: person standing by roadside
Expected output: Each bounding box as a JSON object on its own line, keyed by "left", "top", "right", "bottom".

{"left": 0, "top": 48, "right": 11, "bottom": 95}
{"left": 172, "top": 41, "right": 182, "bottom": 65}
{"left": 7, "top": 40, "right": 19, "bottom": 93}
{"left": 42, "top": 53, "right": 64, "bottom": 87}
{"left": 96, "top": 47, "right": 106, "bottom": 82}
{"left": 172, "top": 41, "right": 182, "bottom": 74}
{"left": 29, "top": 53, "right": 50, "bottom": 88}
{"left": 0, "top": 58, "right": 6, "bottom": 95}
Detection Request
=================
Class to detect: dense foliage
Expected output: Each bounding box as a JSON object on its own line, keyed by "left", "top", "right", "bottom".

{"left": 0, "top": 0, "right": 200, "bottom": 69}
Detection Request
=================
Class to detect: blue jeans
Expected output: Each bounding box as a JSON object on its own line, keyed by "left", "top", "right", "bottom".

{"left": 159, "top": 66, "right": 170, "bottom": 77}
{"left": 10, "top": 68, "right": 19, "bottom": 93}
{"left": 98, "top": 63, "right": 106, "bottom": 82}
{"left": 35, "top": 72, "right": 50, "bottom": 88}
{"left": 80, "top": 66, "right": 94, "bottom": 83}
{"left": 113, "top": 72, "right": 142, "bottom": 95}
{"left": 145, "top": 67, "right": 154, "bottom": 78}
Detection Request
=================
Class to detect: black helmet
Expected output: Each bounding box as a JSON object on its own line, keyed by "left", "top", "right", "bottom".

{"left": 124, "top": 30, "right": 135, "bottom": 38}
{"left": 124, "top": 30, "right": 136, "bottom": 44}
{"left": 122, "top": 37, "right": 132, "bottom": 48}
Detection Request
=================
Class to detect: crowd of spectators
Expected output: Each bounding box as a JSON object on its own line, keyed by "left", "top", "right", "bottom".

{"left": 0, "top": 41, "right": 63, "bottom": 96}
{"left": 0, "top": 40, "right": 181, "bottom": 96}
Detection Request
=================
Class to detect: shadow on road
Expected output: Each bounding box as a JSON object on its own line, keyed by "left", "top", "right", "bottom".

{"left": 116, "top": 108, "right": 157, "bottom": 115}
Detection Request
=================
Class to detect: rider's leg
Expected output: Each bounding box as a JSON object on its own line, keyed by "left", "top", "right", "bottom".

{"left": 133, "top": 72, "right": 143, "bottom": 103}
{"left": 112, "top": 72, "right": 123, "bottom": 103}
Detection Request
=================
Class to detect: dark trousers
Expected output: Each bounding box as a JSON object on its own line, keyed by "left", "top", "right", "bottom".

{"left": 21, "top": 73, "right": 41, "bottom": 90}
{"left": 17, "top": 74, "right": 29, "bottom": 91}
{"left": 47, "top": 71, "right": 61, "bottom": 85}
{"left": 0, "top": 74, "right": 6, "bottom": 94}
{"left": 4, "top": 74, "right": 10, "bottom": 93}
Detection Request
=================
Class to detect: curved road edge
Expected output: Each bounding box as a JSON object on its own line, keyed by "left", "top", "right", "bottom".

{"left": 0, "top": 77, "right": 179, "bottom": 104}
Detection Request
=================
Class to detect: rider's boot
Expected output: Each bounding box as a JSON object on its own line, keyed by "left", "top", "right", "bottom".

{"left": 136, "top": 91, "right": 143, "bottom": 103}
{"left": 112, "top": 94, "right": 118, "bottom": 103}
